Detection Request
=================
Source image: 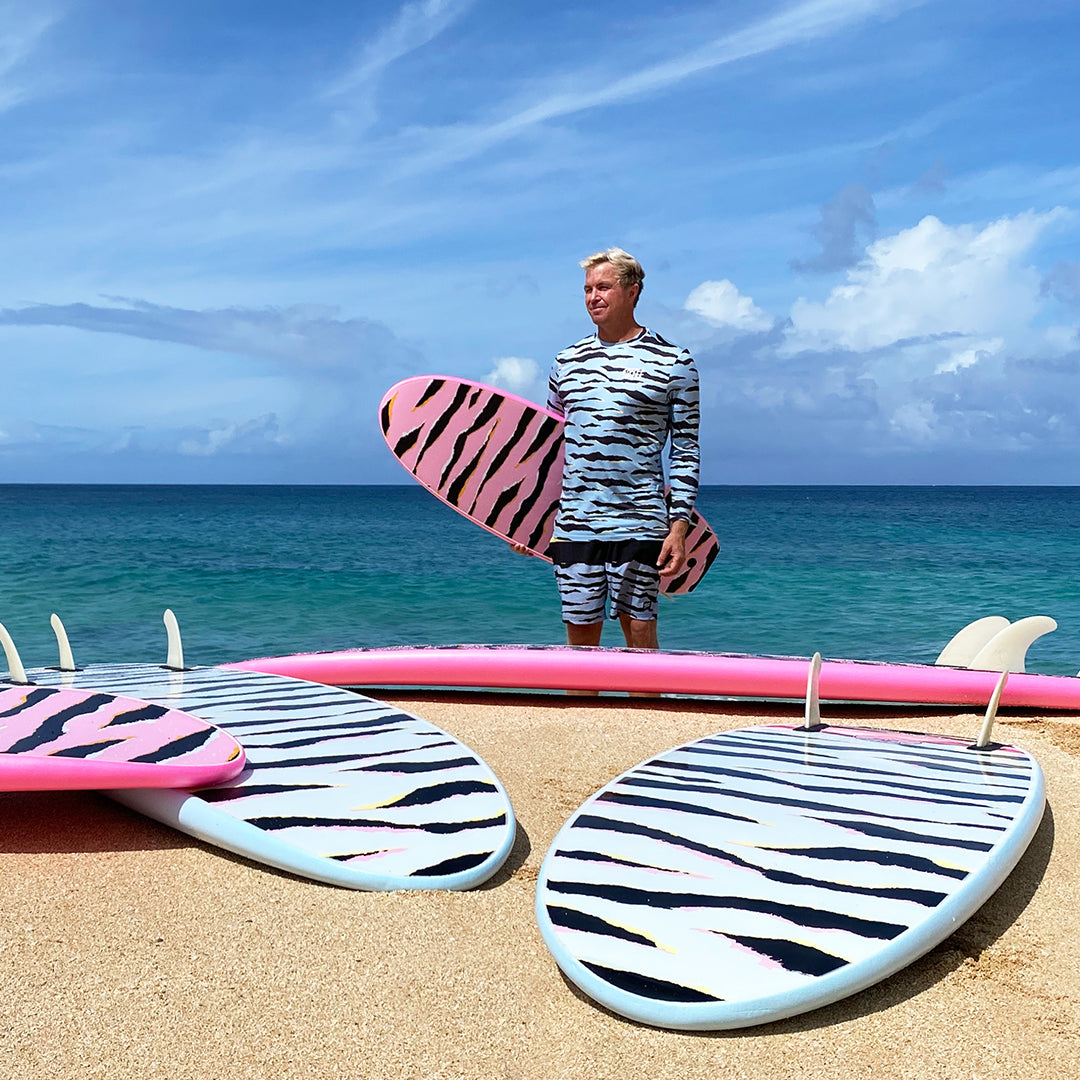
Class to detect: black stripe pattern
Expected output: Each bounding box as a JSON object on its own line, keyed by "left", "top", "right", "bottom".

{"left": 537, "top": 723, "right": 1041, "bottom": 1021}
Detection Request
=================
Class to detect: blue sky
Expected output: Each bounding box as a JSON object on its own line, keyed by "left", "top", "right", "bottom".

{"left": 2, "top": 0, "right": 1079, "bottom": 484}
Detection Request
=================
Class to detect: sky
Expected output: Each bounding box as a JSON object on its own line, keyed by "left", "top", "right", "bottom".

{"left": 2, "top": 0, "right": 1079, "bottom": 485}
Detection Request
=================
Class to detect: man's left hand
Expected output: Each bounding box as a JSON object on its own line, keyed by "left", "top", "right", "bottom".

{"left": 657, "top": 520, "right": 689, "bottom": 577}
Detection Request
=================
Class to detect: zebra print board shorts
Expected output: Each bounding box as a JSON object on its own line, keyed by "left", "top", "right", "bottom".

{"left": 548, "top": 539, "right": 664, "bottom": 624}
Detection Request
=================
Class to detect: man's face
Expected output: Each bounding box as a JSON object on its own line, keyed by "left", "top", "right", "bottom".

{"left": 583, "top": 263, "right": 638, "bottom": 335}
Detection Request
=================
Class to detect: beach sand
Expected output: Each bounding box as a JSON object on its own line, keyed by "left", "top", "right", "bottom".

{"left": 1, "top": 693, "right": 1078, "bottom": 1079}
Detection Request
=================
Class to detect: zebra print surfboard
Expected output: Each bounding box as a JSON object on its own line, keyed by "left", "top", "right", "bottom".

{"left": 379, "top": 375, "right": 719, "bottom": 595}
{"left": 535, "top": 723, "right": 1044, "bottom": 1030}
{"left": 0, "top": 682, "right": 245, "bottom": 791}
{"left": 26, "top": 664, "right": 515, "bottom": 891}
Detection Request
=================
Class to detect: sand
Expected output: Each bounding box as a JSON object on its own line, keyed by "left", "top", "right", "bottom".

{"left": 2, "top": 692, "right": 1078, "bottom": 1079}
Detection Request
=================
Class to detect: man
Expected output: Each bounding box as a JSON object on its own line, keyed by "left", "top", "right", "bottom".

{"left": 519, "top": 247, "right": 701, "bottom": 652}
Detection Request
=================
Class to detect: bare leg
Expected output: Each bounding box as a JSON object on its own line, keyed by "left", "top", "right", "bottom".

{"left": 566, "top": 621, "right": 603, "bottom": 646}
{"left": 618, "top": 614, "right": 659, "bottom": 696}
{"left": 565, "top": 621, "right": 602, "bottom": 694}
{"left": 618, "top": 614, "right": 659, "bottom": 650}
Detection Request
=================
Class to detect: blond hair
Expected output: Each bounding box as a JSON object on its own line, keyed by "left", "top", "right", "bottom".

{"left": 580, "top": 247, "right": 644, "bottom": 303}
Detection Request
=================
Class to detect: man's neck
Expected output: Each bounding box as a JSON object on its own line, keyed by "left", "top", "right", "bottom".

{"left": 596, "top": 321, "right": 644, "bottom": 345}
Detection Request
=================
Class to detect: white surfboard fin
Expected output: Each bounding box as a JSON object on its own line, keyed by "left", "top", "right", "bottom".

{"left": 0, "top": 620, "right": 30, "bottom": 685}
{"left": 50, "top": 613, "right": 78, "bottom": 671}
{"left": 935, "top": 616, "right": 1011, "bottom": 667}
{"left": 975, "top": 671, "right": 1009, "bottom": 749}
{"left": 803, "top": 652, "right": 822, "bottom": 729}
{"left": 967, "top": 615, "right": 1057, "bottom": 674}
{"left": 164, "top": 609, "right": 185, "bottom": 670}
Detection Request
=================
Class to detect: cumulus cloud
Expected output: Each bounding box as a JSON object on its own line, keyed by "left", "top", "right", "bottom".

{"left": 688, "top": 207, "right": 1080, "bottom": 470}
{"left": 785, "top": 209, "right": 1069, "bottom": 355}
{"left": 684, "top": 279, "right": 773, "bottom": 332}
{"left": 482, "top": 355, "right": 545, "bottom": 402}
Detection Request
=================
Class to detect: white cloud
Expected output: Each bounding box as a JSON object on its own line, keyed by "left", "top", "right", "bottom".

{"left": 689, "top": 207, "right": 1080, "bottom": 462}
{"left": 178, "top": 415, "right": 289, "bottom": 457}
{"left": 481, "top": 356, "right": 545, "bottom": 403}
{"left": 685, "top": 279, "right": 772, "bottom": 331}
{"left": 785, "top": 209, "right": 1071, "bottom": 358}
{"left": 933, "top": 337, "right": 1003, "bottom": 375}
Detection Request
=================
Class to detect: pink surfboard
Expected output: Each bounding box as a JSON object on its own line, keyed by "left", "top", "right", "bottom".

{"left": 379, "top": 375, "right": 719, "bottom": 595}
{"left": 229, "top": 642, "right": 1080, "bottom": 710}
{"left": 0, "top": 683, "right": 246, "bottom": 791}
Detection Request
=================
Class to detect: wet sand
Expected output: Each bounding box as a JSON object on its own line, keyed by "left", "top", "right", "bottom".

{"left": 2, "top": 693, "right": 1078, "bottom": 1079}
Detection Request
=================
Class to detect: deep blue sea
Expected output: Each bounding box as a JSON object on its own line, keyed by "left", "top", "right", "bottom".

{"left": 2, "top": 484, "right": 1079, "bottom": 676}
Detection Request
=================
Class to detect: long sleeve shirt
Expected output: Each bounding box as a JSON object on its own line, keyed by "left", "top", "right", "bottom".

{"left": 547, "top": 328, "right": 700, "bottom": 542}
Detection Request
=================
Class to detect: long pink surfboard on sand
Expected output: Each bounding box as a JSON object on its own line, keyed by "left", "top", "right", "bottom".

{"left": 379, "top": 375, "right": 720, "bottom": 595}
{"left": 229, "top": 643, "right": 1080, "bottom": 710}
{"left": 0, "top": 683, "right": 246, "bottom": 791}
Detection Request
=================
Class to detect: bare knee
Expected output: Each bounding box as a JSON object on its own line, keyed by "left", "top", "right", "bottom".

{"left": 619, "top": 616, "right": 658, "bottom": 650}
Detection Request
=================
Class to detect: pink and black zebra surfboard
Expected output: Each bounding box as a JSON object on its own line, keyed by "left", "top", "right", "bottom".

{"left": 379, "top": 375, "right": 719, "bottom": 595}
{"left": 0, "top": 683, "right": 245, "bottom": 791}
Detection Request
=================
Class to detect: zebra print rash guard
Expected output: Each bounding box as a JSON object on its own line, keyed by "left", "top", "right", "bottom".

{"left": 547, "top": 328, "right": 700, "bottom": 542}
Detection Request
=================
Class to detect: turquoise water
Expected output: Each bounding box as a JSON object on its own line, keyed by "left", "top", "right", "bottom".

{"left": 2, "top": 484, "right": 1079, "bottom": 675}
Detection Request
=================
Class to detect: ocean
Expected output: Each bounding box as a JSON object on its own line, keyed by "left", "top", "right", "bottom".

{"left": 1, "top": 484, "right": 1079, "bottom": 676}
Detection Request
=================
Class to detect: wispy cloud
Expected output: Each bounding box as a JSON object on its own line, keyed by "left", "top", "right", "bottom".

{"left": 0, "top": 298, "right": 420, "bottom": 375}
{"left": 0, "top": 1, "right": 61, "bottom": 112}
{"left": 323, "top": 0, "right": 478, "bottom": 125}
{"left": 389, "top": 0, "right": 927, "bottom": 174}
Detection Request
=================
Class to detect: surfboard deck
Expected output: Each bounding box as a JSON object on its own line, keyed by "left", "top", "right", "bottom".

{"left": 379, "top": 374, "right": 719, "bottom": 595}
{"left": 25, "top": 664, "right": 516, "bottom": 891}
{"left": 228, "top": 643, "right": 1080, "bottom": 710}
{"left": 0, "top": 682, "right": 245, "bottom": 791}
{"left": 535, "top": 722, "right": 1045, "bottom": 1030}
